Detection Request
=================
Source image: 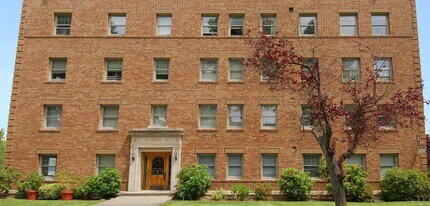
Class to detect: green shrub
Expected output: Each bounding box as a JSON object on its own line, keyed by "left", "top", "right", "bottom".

{"left": 254, "top": 183, "right": 272, "bottom": 201}
{"left": 38, "top": 183, "right": 65, "bottom": 200}
{"left": 0, "top": 166, "right": 20, "bottom": 197}
{"left": 211, "top": 188, "right": 226, "bottom": 201}
{"left": 277, "top": 168, "right": 313, "bottom": 201}
{"left": 319, "top": 160, "right": 373, "bottom": 202}
{"left": 83, "top": 168, "right": 122, "bottom": 199}
{"left": 15, "top": 171, "right": 44, "bottom": 199}
{"left": 175, "top": 164, "right": 212, "bottom": 200}
{"left": 72, "top": 176, "right": 87, "bottom": 199}
{"left": 231, "top": 184, "right": 250, "bottom": 201}
{"left": 381, "top": 168, "right": 430, "bottom": 201}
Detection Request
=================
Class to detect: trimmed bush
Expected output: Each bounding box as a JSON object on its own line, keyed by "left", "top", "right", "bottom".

{"left": 277, "top": 168, "right": 313, "bottom": 201}
{"left": 381, "top": 168, "right": 430, "bottom": 201}
{"left": 0, "top": 166, "right": 20, "bottom": 197}
{"left": 231, "top": 184, "right": 250, "bottom": 201}
{"left": 38, "top": 183, "right": 65, "bottom": 200}
{"left": 211, "top": 188, "right": 226, "bottom": 201}
{"left": 254, "top": 183, "right": 272, "bottom": 201}
{"left": 175, "top": 164, "right": 212, "bottom": 200}
{"left": 319, "top": 160, "right": 373, "bottom": 202}
{"left": 83, "top": 168, "right": 122, "bottom": 199}
{"left": 15, "top": 171, "right": 44, "bottom": 199}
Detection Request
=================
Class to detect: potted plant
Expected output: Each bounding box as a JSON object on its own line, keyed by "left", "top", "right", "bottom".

{"left": 55, "top": 172, "right": 77, "bottom": 201}
{"left": 24, "top": 172, "right": 44, "bottom": 200}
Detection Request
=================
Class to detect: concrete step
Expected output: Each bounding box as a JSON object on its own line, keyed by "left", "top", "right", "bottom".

{"left": 120, "top": 190, "right": 175, "bottom": 196}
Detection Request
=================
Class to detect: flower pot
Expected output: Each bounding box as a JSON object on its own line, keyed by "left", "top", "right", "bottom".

{"left": 61, "top": 190, "right": 74, "bottom": 201}
{"left": 26, "top": 190, "right": 38, "bottom": 200}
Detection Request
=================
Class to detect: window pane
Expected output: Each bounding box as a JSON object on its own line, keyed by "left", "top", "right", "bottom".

{"left": 202, "top": 16, "right": 218, "bottom": 26}
{"left": 262, "top": 117, "right": 276, "bottom": 127}
{"left": 262, "top": 17, "right": 275, "bottom": 25}
{"left": 46, "top": 106, "right": 61, "bottom": 116}
{"left": 110, "top": 16, "right": 126, "bottom": 25}
{"left": 304, "top": 155, "right": 320, "bottom": 166}
{"left": 230, "top": 17, "right": 243, "bottom": 25}
{"left": 380, "top": 154, "right": 397, "bottom": 167}
{"left": 372, "top": 26, "right": 387, "bottom": 35}
{"left": 262, "top": 105, "right": 276, "bottom": 116}
{"left": 200, "top": 117, "right": 216, "bottom": 127}
{"left": 52, "top": 59, "right": 67, "bottom": 70}
{"left": 340, "top": 16, "right": 356, "bottom": 25}
{"left": 99, "top": 155, "right": 115, "bottom": 167}
{"left": 157, "top": 16, "right": 171, "bottom": 26}
{"left": 300, "top": 16, "right": 316, "bottom": 35}
{"left": 153, "top": 106, "right": 167, "bottom": 116}
{"left": 200, "top": 105, "right": 216, "bottom": 115}
{"left": 158, "top": 27, "right": 171, "bottom": 35}
{"left": 199, "top": 155, "right": 215, "bottom": 165}
{"left": 229, "top": 155, "right": 242, "bottom": 165}
{"left": 103, "top": 106, "right": 119, "bottom": 116}
{"left": 340, "top": 26, "right": 356, "bottom": 35}
{"left": 107, "top": 60, "right": 123, "bottom": 70}
{"left": 347, "top": 154, "right": 365, "bottom": 169}
{"left": 57, "top": 15, "right": 71, "bottom": 24}
{"left": 372, "top": 15, "right": 387, "bottom": 25}
{"left": 262, "top": 166, "right": 277, "bottom": 177}
{"left": 103, "top": 118, "right": 118, "bottom": 128}
{"left": 229, "top": 166, "right": 242, "bottom": 177}
{"left": 262, "top": 155, "right": 276, "bottom": 166}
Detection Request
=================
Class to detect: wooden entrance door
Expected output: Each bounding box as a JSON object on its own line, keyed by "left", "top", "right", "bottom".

{"left": 142, "top": 152, "right": 170, "bottom": 190}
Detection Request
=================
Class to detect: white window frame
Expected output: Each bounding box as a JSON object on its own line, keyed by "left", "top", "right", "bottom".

{"left": 380, "top": 154, "right": 398, "bottom": 178}
{"left": 261, "top": 105, "right": 277, "bottom": 129}
{"left": 197, "top": 154, "right": 216, "bottom": 179}
{"left": 109, "top": 14, "right": 126, "bottom": 36}
{"left": 372, "top": 14, "right": 389, "bottom": 36}
{"left": 199, "top": 105, "right": 217, "bottom": 129}
{"left": 200, "top": 59, "right": 218, "bottom": 82}
{"left": 227, "top": 154, "right": 243, "bottom": 180}
{"left": 44, "top": 105, "right": 62, "bottom": 129}
{"left": 100, "top": 105, "right": 119, "bottom": 130}
{"left": 347, "top": 154, "right": 366, "bottom": 170}
{"left": 151, "top": 105, "right": 168, "bottom": 127}
{"left": 261, "top": 154, "right": 278, "bottom": 179}
{"left": 105, "top": 59, "right": 123, "bottom": 81}
{"left": 154, "top": 59, "right": 170, "bottom": 81}
{"left": 228, "top": 105, "right": 244, "bottom": 129}
{"left": 228, "top": 59, "right": 244, "bottom": 81}
{"left": 342, "top": 58, "right": 361, "bottom": 81}
{"left": 54, "top": 13, "right": 71, "bottom": 35}
{"left": 374, "top": 58, "right": 392, "bottom": 81}
{"left": 303, "top": 154, "right": 321, "bottom": 178}
{"left": 340, "top": 14, "right": 357, "bottom": 36}
{"left": 157, "top": 15, "right": 172, "bottom": 36}
{"left": 299, "top": 14, "right": 317, "bottom": 36}
{"left": 97, "top": 154, "right": 116, "bottom": 174}
{"left": 301, "top": 105, "right": 312, "bottom": 130}
{"left": 49, "top": 58, "right": 67, "bottom": 82}
{"left": 261, "top": 15, "right": 276, "bottom": 36}
{"left": 202, "top": 15, "right": 219, "bottom": 36}
{"left": 39, "top": 155, "right": 57, "bottom": 180}
{"left": 229, "top": 15, "right": 244, "bottom": 36}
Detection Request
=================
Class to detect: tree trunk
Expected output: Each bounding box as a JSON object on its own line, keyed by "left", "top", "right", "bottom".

{"left": 326, "top": 155, "right": 347, "bottom": 206}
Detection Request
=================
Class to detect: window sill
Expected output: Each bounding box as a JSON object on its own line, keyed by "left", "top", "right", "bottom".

{"left": 226, "top": 128, "right": 244, "bottom": 132}
{"left": 148, "top": 125, "right": 168, "bottom": 129}
{"left": 311, "top": 177, "right": 324, "bottom": 182}
{"left": 301, "top": 127, "right": 313, "bottom": 132}
{"left": 102, "top": 81, "right": 122, "bottom": 84}
{"left": 39, "top": 128, "right": 61, "bottom": 132}
{"left": 299, "top": 34, "right": 316, "bottom": 37}
{"left": 197, "top": 128, "right": 217, "bottom": 132}
{"left": 44, "top": 81, "right": 65, "bottom": 84}
{"left": 341, "top": 80, "right": 362, "bottom": 84}
{"left": 378, "top": 127, "right": 398, "bottom": 132}
{"left": 226, "top": 178, "right": 244, "bottom": 181}
{"left": 376, "top": 80, "right": 394, "bottom": 84}
{"left": 97, "top": 129, "right": 119, "bottom": 133}
{"left": 199, "top": 81, "right": 218, "bottom": 84}
{"left": 261, "top": 178, "right": 277, "bottom": 181}
{"left": 152, "top": 81, "right": 169, "bottom": 84}
{"left": 227, "top": 81, "right": 244, "bottom": 84}
{"left": 108, "top": 34, "right": 126, "bottom": 37}
{"left": 260, "top": 128, "right": 278, "bottom": 132}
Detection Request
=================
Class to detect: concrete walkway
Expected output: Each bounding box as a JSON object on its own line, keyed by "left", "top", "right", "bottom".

{"left": 96, "top": 195, "right": 172, "bottom": 206}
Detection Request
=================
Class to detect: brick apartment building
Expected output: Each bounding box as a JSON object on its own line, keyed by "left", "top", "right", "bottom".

{"left": 5, "top": 0, "right": 426, "bottom": 191}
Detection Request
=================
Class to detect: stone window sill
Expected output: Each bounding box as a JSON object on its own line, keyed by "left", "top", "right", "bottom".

{"left": 44, "top": 81, "right": 65, "bottom": 84}
{"left": 197, "top": 128, "right": 217, "bottom": 132}
{"left": 227, "top": 81, "right": 244, "bottom": 84}
{"left": 97, "top": 129, "right": 119, "bottom": 133}
{"left": 199, "top": 81, "right": 218, "bottom": 84}
{"left": 102, "top": 81, "right": 122, "bottom": 84}
{"left": 226, "top": 128, "right": 244, "bottom": 132}
{"left": 152, "top": 81, "right": 169, "bottom": 84}
{"left": 260, "top": 129, "right": 278, "bottom": 132}
{"left": 39, "top": 128, "right": 61, "bottom": 132}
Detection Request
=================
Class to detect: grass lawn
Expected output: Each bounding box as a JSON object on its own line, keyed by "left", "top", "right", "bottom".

{"left": 0, "top": 198, "right": 103, "bottom": 206}
{"left": 163, "top": 200, "right": 430, "bottom": 206}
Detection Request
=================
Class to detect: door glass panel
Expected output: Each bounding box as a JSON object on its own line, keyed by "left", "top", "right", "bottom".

{"left": 151, "top": 156, "right": 165, "bottom": 175}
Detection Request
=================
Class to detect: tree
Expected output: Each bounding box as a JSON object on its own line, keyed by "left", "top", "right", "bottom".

{"left": 246, "top": 33, "right": 427, "bottom": 206}
{"left": 0, "top": 129, "right": 5, "bottom": 166}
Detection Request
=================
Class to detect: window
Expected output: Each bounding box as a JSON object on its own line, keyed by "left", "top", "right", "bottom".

{"left": 344, "top": 104, "right": 356, "bottom": 129}
{"left": 261, "top": 105, "right": 277, "bottom": 129}
{"left": 374, "top": 58, "right": 392, "bottom": 81}
{"left": 342, "top": 58, "right": 360, "bottom": 80}
{"left": 105, "top": 59, "right": 122, "bottom": 81}
{"left": 198, "top": 154, "right": 215, "bottom": 178}
{"left": 230, "top": 15, "right": 244, "bottom": 36}
{"left": 372, "top": 14, "right": 389, "bottom": 36}
{"left": 261, "top": 15, "right": 276, "bottom": 35}
{"left": 155, "top": 59, "right": 169, "bottom": 81}
{"left": 262, "top": 154, "right": 277, "bottom": 179}
{"left": 157, "top": 15, "right": 172, "bottom": 35}
{"left": 228, "top": 105, "right": 244, "bottom": 129}
{"left": 97, "top": 154, "right": 115, "bottom": 174}
{"left": 152, "top": 105, "right": 167, "bottom": 127}
{"left": 44, "top": 105, "right": 62, "bottom": 129}
{"left": 202, "top": 15, "right": 218, "bottom": 36}
{"left": 227, "top": 154, "right": 243, "bottom": 179}
{"left": 201, "top": 59, "right": 218, "bottom": 81}
{"left": 50, "top": 59, "right": 67, "bottom": 81}
{"left": 301, "top": 58, "right": 318, "bottom": 73}
{"left": 55, "top": 14, "right": 71, "bottom": 35}
{"left": 109, "top": 15, "right": 126, "bottom": 35}
{"left": 340, "top": 14, "right": 357, "bottom": 36}
{"left": 378, "top": 105, "right": 396, "bottom": 129}
{"left": 40, "top": 155, "right": 57, "bottom": 180}
{"left": 301, "top": 106, "right": 312, "bottom": 129}
{"left": 347, "top": 154, "right": 365, "bottom": 170}
{"left": 303, "top": 154, "right": 321, "bottom": 178}
{"left": 299, "top": 14, "right": 316, "bottom": 36}
{"left": 101, "top": 105, "right": 119, "bottom": 129}
{"left": 380, "top": 154, "right": 398, "bottom": 178}
{"left": 199, "top": 105, "right": 217, "bottom": 129}
{"left": 229, "top": 59, "right": 244, "bottom": 81}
